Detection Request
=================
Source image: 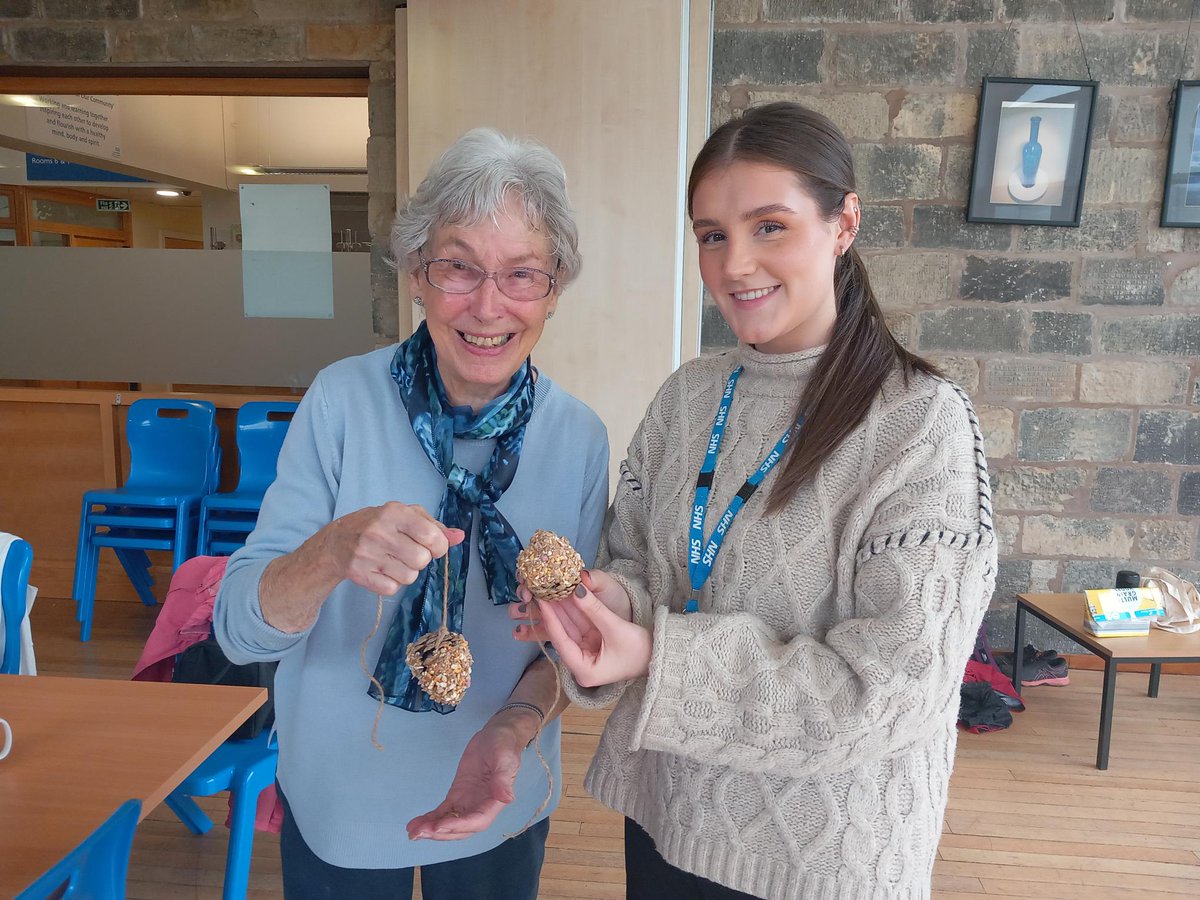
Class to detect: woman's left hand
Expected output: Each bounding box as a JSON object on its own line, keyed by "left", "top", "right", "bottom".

{"left": 538, "top": 586, "right": 653, "bottom": 688}
{"left": 510, "top": 568, "right": 631, "bottom": 643}
{"left": 406, "top": 717, "right": 524, "bottom": 841}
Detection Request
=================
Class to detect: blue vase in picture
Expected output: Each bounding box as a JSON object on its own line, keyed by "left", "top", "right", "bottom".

{"left": 1020, "top": 116, "right": 1043, "bottom": 189}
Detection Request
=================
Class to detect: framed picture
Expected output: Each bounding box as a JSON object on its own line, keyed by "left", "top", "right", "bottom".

{"left": 967, "top": 77, "right": 1098, "bottom": 227}
{"left": 1162, "top": 81, "right": 1200, "bottom": 228}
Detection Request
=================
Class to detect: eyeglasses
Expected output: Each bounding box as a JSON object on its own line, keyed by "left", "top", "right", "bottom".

{"left": 419, "top": 251, "right": 558, "bottom": 302}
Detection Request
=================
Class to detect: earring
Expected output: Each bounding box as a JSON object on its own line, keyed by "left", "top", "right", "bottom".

{"left": 545, "top": 310, "right": 555, "bottom": 321}
{"left": 413, "top": 296, "right": 424, "bottom": 307}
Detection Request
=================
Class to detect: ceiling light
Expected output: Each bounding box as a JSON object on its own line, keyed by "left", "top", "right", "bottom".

{"left": 233, "top": 166, "right": 264, "bottom": 176}
{"left": 156, "top": 189, "right": 182, "bottom": 197}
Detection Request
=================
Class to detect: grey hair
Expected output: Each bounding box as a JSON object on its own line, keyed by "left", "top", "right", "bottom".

{"left": 391, "top": 127, "right": 582, "bottom": 287}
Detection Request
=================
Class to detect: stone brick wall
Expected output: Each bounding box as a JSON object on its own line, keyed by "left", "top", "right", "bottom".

{"left": 708, "top": 0, "right": 1200, "bottom": 650}
{"left": 0, "top": 0, "right": 400, "bottom": 342}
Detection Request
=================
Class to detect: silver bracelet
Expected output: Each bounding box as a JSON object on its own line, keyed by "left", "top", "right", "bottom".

{"left": 495, "top": 700, "right": 545, "bottom": 728}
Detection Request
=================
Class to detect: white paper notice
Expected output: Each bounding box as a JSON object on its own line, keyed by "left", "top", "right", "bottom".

{"left": 26, "top": 95, "right": 124, "bottom": 160}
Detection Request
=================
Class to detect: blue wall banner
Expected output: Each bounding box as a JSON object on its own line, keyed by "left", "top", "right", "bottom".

{"left": 25, "top": 154, "right": 148, "bottom": 183}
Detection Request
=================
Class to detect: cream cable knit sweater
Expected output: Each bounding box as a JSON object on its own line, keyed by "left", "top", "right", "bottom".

{"left": 566, "top": 342, "right": 996, "bottom": 900}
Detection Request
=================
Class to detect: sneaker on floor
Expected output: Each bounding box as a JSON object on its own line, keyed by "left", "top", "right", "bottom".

{"left": 997, "top": 646, "right": 1070, "bottom": 686}
{"left": 1022, "top": 643, "right": 1066, "bottom": 667}
{"left": 1020, "top": 656, "right": 1070, "bottom": 687}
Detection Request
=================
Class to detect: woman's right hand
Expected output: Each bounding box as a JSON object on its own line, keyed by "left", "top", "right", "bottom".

{"left": 315, "top": 501, "right": 465, "bottom": 596}
{"left": 260, "top": 502, "right": 464, "bottom": 632}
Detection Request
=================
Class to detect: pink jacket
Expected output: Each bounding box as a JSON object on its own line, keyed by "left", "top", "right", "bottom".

{"left": 131, "top": 555, "right": 282, "bottom": 834}
{"left": 132, "top": 555, "right": 228, "bottom": 683}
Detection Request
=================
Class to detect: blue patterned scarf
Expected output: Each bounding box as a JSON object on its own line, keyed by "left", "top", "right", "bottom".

{"left": 371, "top": 321, "right": 532, "bottom": 713}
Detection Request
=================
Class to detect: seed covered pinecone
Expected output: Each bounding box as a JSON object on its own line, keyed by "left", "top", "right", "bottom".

{"left": 516, "top": 530, "right": 584, "bottom": 602}
{"left": 405, "top": 630, "right": 473, "bottom": 706}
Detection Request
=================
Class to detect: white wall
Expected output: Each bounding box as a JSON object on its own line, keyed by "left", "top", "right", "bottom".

{"left": 130, "top": 200, "right": 203, "bottom": 248}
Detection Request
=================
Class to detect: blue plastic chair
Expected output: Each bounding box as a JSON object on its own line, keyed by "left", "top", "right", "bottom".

{"left": 73, "top": 399, "right": 220, "bottom": 641}
{"left": 198, "top": 402, "right": 297, "bottom": 557}
{"left": 165, "top": 731, "right": 278, "bottom": 900}
{"left": 1, "top": 536, "right": 33, "bottom": 675}
{"left": 17, "top": 799, "right": 140, "bottom": 900}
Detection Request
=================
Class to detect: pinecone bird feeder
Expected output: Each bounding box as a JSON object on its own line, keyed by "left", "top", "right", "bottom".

{"left": 405, "top": 555, "right": 473, "bottom": 706}
{"left": 516, "top": 530, "right": 584, "bottom": 602}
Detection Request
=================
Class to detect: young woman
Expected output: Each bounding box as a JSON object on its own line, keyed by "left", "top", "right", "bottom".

{"left": 515, "top": 102, "right": 997, "bottom": 899}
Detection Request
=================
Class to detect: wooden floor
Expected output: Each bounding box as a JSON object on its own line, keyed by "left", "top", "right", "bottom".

{"left": 29, "top": 596, "right": 1200, "bottom": 898}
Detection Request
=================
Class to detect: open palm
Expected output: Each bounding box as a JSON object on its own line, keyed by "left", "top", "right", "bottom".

{"left": 406, "top": 722, "right": 521, "bottom": 841}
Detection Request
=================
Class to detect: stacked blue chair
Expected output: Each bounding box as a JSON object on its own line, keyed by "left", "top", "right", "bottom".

{"left": 73, "top": 399, "right": 220, "bottom": 641}
{"left": 198, "top": 401, "right": 297, "bottom": 556}
{"left": 1, "top": 536, "right": 33, "bottom": 675}
{"left": 165, "top": 731, "right": 278, "bottom": 900}
{"left": 17, "top": 799, "right": 141, "bottom": 900}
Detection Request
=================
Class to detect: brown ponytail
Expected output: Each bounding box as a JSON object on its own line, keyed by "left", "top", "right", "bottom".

{"left": 688, "top": 102, "right": 939, "bottom": 515}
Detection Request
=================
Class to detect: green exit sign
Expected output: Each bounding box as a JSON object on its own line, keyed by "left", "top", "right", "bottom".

{"left": 96, "top": 199, "right": 130, "bottom": 212}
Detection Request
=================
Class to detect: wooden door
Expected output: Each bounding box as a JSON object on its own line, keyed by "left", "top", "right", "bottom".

{"left": 404, "top": 0, "right": 712, "bottom": 479}
{"left": 74, "top": 235, "right": 128, "bottom": 248}
{"left": 0, "top": 185, "right": 20, "bottom": 246}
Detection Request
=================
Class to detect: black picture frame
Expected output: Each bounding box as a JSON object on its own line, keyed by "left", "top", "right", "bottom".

{"left": 1162, "top": 80, "right": 1200, "bottom": 228}
{"left": 966, "top": 77, "right": 1098, "bottom": 227}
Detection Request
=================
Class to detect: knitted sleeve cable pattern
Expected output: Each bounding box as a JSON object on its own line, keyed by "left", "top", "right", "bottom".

{"left": 629, "top": 380, "right": 997, "bottom": 778}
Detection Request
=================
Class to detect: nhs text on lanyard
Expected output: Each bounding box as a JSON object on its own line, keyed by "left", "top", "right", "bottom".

{"left": 686, "top": 366, "right": 802, "bottom": 612}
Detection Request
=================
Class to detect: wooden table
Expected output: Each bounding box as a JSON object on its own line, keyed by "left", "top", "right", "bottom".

{"left": 1015, "top": 593, "right": 1200, "bottom": 770}
{"left": 0, "top": 675, "right": 267, "bottom": 896}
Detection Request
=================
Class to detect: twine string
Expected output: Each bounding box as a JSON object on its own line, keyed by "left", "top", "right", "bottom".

{"left": 361, "top": 592, "right": 387, "bottom": 751}
{"left": 504, "top": 599, "right": 562, "bottom": 838}
{"left": 358, "top": 548, "right": 564, "bottom": 836}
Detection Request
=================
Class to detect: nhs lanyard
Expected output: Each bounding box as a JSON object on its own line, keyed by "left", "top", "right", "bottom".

{"left": 686, "top": 366, "right": 801, "bottom": 613}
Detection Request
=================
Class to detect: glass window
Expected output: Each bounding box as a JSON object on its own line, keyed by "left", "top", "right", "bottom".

{"left": 700, "top": 292, "right": 736, "bottom": 355}
{"left": 31, "top": 231, "right": 69, "bottom": 247}
{"left": 0, "top": 194, "right": 10, "bottom": 219}
{"left": 30, "top": 198, "right": 124, "bottom": 231}
{"left": 0, "top": 227, "right": 16, "bottom": 246}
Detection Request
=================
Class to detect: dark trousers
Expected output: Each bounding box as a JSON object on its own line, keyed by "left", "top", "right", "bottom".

{"left": 625, "top": 818, "right": 762, "bottom": 900}
{"left": 278, "top": 787, "right": 549, "bottom": 900}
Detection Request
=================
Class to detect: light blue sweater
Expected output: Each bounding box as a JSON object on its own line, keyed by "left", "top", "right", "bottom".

{"left": 214, "top": 346, "right": 609, "bottom": 869}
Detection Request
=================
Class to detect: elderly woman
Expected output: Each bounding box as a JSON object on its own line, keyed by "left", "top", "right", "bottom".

{"left": 215, "top": 128, "right": 609, "bottom": 900}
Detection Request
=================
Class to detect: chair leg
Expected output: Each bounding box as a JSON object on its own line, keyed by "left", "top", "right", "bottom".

{"left": 78, "top": 540, "right": 102, "bottom": 642}
{"left": 129, "top": 549, "right": 156, "bottom": 589}
{"left": 197, "top": 503, "right": 211, "bottom": 557}
{"left": 173, "top": 505, "right": 192, "bottom": 571}
{"left": 115, "top": 548, "right": 158, "bottom": 607}
{"left": 72, "top": 500, "right": 94, "bottom": 623}
{"left": 223, "top": 768, "right": 272, "bottom": 900}
{"left": 165, "top": 791, "right": 214, "bottom": 835}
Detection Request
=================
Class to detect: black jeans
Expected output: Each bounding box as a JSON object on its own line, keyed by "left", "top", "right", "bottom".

{"left": 625, "top": 818, "right": 762, "bottom": 900}
{"left": 278, "top": 786, "right": 549, "bottom": 900}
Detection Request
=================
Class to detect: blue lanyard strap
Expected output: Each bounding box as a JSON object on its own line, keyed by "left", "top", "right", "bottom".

{"left": 685, "top": 366, "right": 801, "bottom": 612}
